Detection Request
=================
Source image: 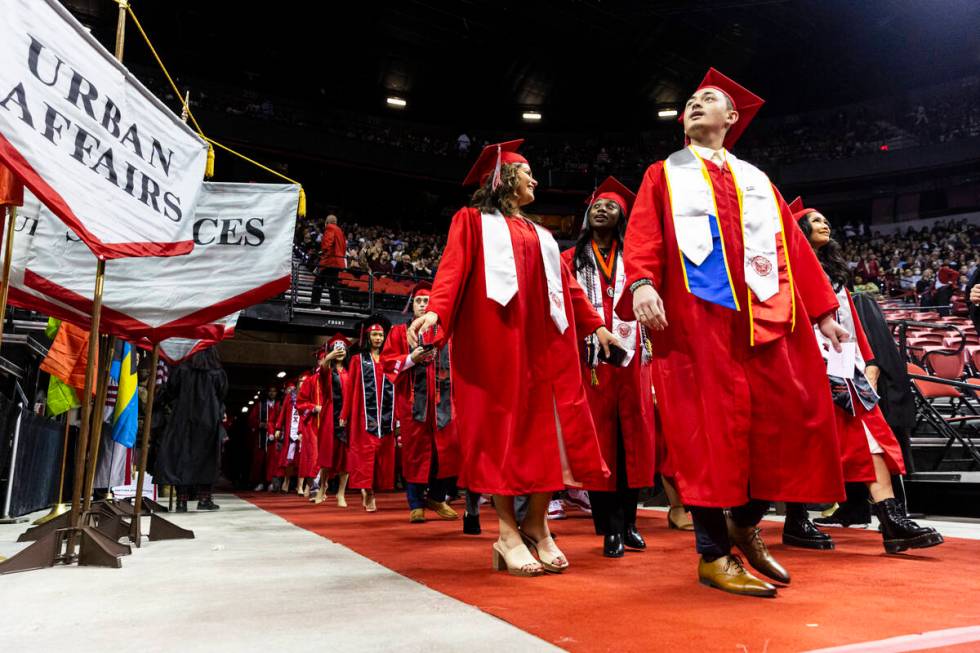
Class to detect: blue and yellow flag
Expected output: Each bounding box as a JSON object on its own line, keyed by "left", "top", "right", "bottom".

{"left": 111, "top": 341, "right": 139, "bottom": 448}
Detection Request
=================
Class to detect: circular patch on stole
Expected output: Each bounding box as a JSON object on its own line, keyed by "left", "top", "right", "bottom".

{"left": 750, "top": 255, "right": 773, "bottom": 277}
{"left": 616, "top": 323, "right": 633, "bottom": 339}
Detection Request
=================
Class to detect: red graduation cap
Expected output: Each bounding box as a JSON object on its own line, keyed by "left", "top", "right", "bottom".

{"left": 403, "top": 280, "right": 433, "bottom": 313}
{"left": 788, "top": 196, "right": 818, "bottom": 222}
{"left": 682, "top": 68, "right": 765, "bottom": 149}
{"left": 462, "top": 139, "right": 528, "bottom": 188}
{"left": 318, "top": 333, "right": 350, "bottom": 360}
{"left": 587, "top": 176, "right": 636, "bottom": 217}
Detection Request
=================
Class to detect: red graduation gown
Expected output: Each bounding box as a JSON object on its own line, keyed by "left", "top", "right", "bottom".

{"left": 382, "top": 323, "right": 461, "bottom": 484}
{"left": 561, "top": 247, "right": 656, "bottom": 491}
{"left": 834, "top": 292, "right": 906, "bottom": 481}
{"left": 274, "top": 390, "right": 301, "bottom": 473}
{"left": 426, "top": 207, "right": 609, "bottom": 495}
{"left": 246, "top": 398, "right": 275, "bottom": 484}
{"left": 296, "top": 369, "right": 347, "bottom": 478}
{"left": 264, "top": 400, "right": 281, "bottom": 482}
{"left": 342, "top": 353, "right": 396, "bottom": 491}
{"left": 619, "top": 160, "right": 845, "bottom": 508}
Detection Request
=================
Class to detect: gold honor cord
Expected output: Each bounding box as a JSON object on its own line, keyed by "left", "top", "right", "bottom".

{"left": 124, "top": 2, "right": 307, "bottom": 216}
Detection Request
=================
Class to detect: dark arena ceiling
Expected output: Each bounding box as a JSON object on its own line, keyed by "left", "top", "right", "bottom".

{"left": 70, "top": 0, "right": 980, "bottom": 132}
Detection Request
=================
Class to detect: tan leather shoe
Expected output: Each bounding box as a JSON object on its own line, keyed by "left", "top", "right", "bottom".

{"left": 668, "top": 506, "right": 694, "bottom": 531}
{"left": 729, "top": 524, "right": 790, "bottom": 584}
{"left": 426, "top": 499, "right": 459, "bottom": 520}
{"left": 698, "top": 555, "right": 777, "bottom": 598}
{"left": 409, "top": 508, "right": 426, "bottom": 523}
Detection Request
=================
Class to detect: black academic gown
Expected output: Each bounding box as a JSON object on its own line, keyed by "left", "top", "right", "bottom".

{"left": 150, "top": 363, "right": 229, "bottom": 486}
{"left": 852, "top": 291, "right": 915, "bottom": 465}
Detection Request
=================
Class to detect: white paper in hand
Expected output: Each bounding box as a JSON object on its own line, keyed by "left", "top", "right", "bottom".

{"left": 826, "top": 341, "right": 857, "bottom": 379}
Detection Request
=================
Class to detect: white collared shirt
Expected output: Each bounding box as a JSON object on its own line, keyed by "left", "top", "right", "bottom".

{"left": 690, "top": 143, "right": 727, "bottom": 169}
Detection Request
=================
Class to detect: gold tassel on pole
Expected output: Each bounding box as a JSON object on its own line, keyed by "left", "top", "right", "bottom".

{"left": 297, "top": 187, "right": 306, "bottom": 218}
{"left": 205, "top": 143, "right": 215, "bottom": 179}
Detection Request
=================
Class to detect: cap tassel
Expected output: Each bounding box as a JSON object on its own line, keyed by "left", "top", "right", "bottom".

{"left": 491, "top": 145, "right": 502, "bottom": 190}
{"left": 297, "top": 187, "right": 307, "bottom": 217}
{"left": 204, "top": 143, "right": 215, "bottom": 178}
{"left": 590, "top": 368, "right": 599, "bottom": 386}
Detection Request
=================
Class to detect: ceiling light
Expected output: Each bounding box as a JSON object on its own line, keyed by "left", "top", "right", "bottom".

{"left": 248, "top": 400, "right": 254, "bottom": 405}
{"left": 386, "top": 96, "right": 407, "bottom": 108}
{"left": 241, "top": 406, "right": 248, "bottom": 413}
{"left": 276, "top": 371, "right": 286, "bottom": 378}
{"left": 658, "top": 109, "right": 678, "bottom": 119}
{"left": 522, "top": 111, "right": 542, "bottom": 122}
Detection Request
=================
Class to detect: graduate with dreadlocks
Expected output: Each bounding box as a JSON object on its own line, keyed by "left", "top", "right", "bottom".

{"left": 341, "top": 319, "right": 397, "bottom": 512}
{"left": 560, "top": 177, "right": 656, "bottom": 559}
{"left": 382, "top": 281, "right": 461, "bottom": 523}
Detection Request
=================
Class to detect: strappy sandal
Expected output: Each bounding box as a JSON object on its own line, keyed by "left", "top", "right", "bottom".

{"left": 492, "top": 540, "right": 544, "bottom": 577}
{"left": 519, "top": 531, "right": 569, "bottom": 573}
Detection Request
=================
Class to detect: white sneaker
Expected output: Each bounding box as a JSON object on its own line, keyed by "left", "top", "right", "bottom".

{"left": 564, "top": 489, "right": 592, "bottom": 515}
{"left": 547, "top": 499, "right": 567, "bottom": 520}
{"left": 253, "top": 483, "right": 266, "bottom": 491}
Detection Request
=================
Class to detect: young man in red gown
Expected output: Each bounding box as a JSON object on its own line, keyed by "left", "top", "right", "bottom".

{"left": 620, "top": 69, "right": 850, "bottom": 597}
{"left": 383, "top": 282, "right": 461, "bottom": 523}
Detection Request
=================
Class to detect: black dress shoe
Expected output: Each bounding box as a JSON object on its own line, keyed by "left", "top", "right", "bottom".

{"left": 623, "top": 524, "right": 646, "bottom": 550}
{"left": 783, "top": 515, "right": 835, "bottom": 550}
{"left": 463, "top": 512, "right": 481, "bottom": 535}
{"left": 603, "top": 533, "right": 625, "bottom": 558}
{"left": 196, "top": 498, "right": 220, "bottom": 511}
{"left": 175, "top": 500, "right": 188, "bottom": 513}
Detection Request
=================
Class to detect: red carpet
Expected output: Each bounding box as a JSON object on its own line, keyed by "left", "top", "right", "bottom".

{"left": 241, "top": 491, "right": 980, "bottom": 652}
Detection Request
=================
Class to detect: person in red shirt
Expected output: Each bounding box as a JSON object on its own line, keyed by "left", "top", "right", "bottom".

{"left": 409, "top": 140, "right": 616, "bottom": 577}
{"left": 311, "top": 214, "right": 347, "bottom": 308}
{"left": 622, "top": 69, "right": 850, "bottom": 598}
{"left": 561, "top": 177, "right": 657, "bottom": 559}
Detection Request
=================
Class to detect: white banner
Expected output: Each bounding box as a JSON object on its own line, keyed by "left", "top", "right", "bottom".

{"left": 150, "top": 311, "right": 241, "bottom": 365}
{"left": 6, "top": 182, "right": 297, "bottom": 342}
{"left": 0, "top": 0, "right": 208, "bottom": 259}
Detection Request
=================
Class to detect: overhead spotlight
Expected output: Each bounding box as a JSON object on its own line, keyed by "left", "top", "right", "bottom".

{"left": 276, "top": 371, "right": 286, "bottom": 378}
{"left": 658, "top": 108, "right": 678, "bottom": 119}
{"left": 241, "top": 406, "right": 248, "bottom": 413}
{"left": 522, "top": 111, "right": 542, "bottom": 122}
{"left": 248, "top": 400, "right": 255, "bottom": 405}
{"left": 386, "top": 96, "right": 407, "bottom": 108}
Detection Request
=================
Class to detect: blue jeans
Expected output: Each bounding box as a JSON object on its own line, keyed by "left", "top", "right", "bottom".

{"left": 406, "top": 476, "right": 453, "bottom": 510}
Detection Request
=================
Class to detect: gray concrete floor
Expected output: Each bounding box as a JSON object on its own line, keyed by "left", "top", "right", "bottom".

{"left": 0, "top": 494, "right": 561, "bottom": 653}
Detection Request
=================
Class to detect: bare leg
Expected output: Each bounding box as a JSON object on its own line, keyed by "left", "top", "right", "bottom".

{"left": 336, "top": 473, "right": 349, "bottom": 507}
{"left": 312, "top": 470, "right": 328, "bottom": 504}
{"left": 663, "top": 475, "right": 693, "bottom": 530}
{"left": 867, "top": 454, "right": 896, "bottom": 503}
{"left": 492, "top": 494, "right": 542, "bottom": 574}
{"left": 663, "top": 476, "right": 683, "bottom": 508}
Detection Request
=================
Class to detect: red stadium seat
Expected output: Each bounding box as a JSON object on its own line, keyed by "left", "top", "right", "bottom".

{"left": 923, "top": 349, "right": 965, "bottom": 380}
{"left": 908, "top": 363, "right": 960, "bottom": 399}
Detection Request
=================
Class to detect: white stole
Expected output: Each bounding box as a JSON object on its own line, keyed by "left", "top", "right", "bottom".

{"left": 579, "top": 251, "right": 636, "bottom": 366}
{"left": 481, "top": 211, "right": 568, "bottom": 333}
{"left": 664, "top": 147, "right": 781, "bottom": 302}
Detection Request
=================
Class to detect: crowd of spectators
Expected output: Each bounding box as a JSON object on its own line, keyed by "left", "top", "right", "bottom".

{"left": 295, "top": 215, "right": 445, "bottom": 280}
{"left": 836, "top": 219, "right": 980, "bottom": 308}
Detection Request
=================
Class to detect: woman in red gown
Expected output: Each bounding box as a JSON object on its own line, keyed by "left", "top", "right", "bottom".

{"left": 409, "top": 140, "right": 616, "bottom": 576}
{"left": 298, "top": 335, "right": 351, "bottom": 507}
{"left": 789, "top": 202, "right": 943, "bottom": 554}
{"left": 340, "top": 323, "right": 396, "bottom": 512}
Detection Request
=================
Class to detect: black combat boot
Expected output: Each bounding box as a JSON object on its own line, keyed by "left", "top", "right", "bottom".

{"left": 872, "top": 498, "right": 943, "bottom": 553}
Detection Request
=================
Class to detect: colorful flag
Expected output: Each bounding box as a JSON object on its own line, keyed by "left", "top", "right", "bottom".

{"left": 110, "top": 341, "right": 138, "bottom": 448}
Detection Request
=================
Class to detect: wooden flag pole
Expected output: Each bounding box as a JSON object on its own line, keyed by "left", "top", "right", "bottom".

{"left": 66, "top": 259, "right": 107, "bottom": 556}
{"left": 130, "top": 345, "right": 159, "bottom": 545}
{"left": 81, "top": 336, "right": 116, "bottom": 514}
